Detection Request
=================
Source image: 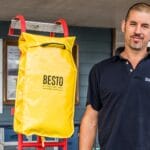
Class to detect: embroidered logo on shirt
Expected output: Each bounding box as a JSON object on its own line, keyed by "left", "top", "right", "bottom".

{"left": 145, "top": 77, "right": 150, "bottom": 82}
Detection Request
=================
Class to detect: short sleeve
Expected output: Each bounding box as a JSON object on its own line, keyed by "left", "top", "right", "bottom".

{"left": 86, "top": 64, "right": 102, "bottom": 111}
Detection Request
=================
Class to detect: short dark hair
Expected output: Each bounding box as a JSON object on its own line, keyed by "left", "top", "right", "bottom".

{"left": 125, "top": 2, "right": 150, "bottom": 21}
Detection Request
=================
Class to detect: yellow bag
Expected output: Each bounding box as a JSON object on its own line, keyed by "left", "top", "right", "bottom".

{"left": 11, "top": 18, "right": 77, "bottom": 138}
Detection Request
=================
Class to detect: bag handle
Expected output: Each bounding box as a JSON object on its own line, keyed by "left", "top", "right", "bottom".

{"left": 8, "top": 15, "right": 26, "bottom": 36}
{"left": 40, "top": 42, "right": 66, "bottom": 49}
{"left": 50, "top": 19, "right": 69, "bottom": 37}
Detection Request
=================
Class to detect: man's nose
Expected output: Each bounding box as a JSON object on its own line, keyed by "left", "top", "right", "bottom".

{"left": 134, "top": 25, "right": 142, "bottom": 34}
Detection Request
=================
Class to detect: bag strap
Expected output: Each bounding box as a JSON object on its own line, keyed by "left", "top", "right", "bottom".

{"left": 8, "top": 15, "right": 26, "bottom": 36}
{"left": 50, "top": 19, "right": 69, "bottom": 37}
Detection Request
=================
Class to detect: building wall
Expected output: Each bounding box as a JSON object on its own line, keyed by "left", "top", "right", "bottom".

{"left": 0, "top": 39, "right": 2, "bottom": 113}
{"left": 70, "top": 27, "right": 112, "bottom": 124}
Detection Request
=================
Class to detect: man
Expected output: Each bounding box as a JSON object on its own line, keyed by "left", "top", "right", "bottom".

{"left": 79, "top": 2, "right": 150, "bottom": 150}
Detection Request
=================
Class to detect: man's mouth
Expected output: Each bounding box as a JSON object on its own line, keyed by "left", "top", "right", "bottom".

{"left": 131, "top": 35, "right": 143, "bottom": 42}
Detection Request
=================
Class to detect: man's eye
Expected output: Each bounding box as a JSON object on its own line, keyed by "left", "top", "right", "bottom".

{"left": 142, "top": 24, "right": 150, "bottom": 29}
{"left": 130, "top": 23, "right": 136, "bottom": 26}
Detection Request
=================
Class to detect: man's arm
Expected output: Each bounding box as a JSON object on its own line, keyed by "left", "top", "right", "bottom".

{"left": 79, "top": 104, "right": 99, "bottom": 150}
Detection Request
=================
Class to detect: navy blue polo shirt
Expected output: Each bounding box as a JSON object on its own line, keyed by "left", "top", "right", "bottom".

{"left": 87, "top": 48, "right": 150, "bottom": 150}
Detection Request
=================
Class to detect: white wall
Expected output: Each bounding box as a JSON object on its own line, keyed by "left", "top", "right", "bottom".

{"left": 148, "top": 42, "right": 150, "bottom": 47}
{"left": 0, "top": 39, "right": 2, "bottom": 113}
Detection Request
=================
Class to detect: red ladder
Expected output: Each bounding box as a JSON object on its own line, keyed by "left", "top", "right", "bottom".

{"left": 11, "top": 107, "right": 68, "bottom": 150}
{"left": 18, "top": 134, "right": 67, "bottom": 150}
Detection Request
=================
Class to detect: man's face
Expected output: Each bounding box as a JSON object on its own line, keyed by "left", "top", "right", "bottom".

{"left": 122, "top": 10, "right": 150, "bottom": 51}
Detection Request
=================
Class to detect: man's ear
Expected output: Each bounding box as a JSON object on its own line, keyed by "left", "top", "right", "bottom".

{"left": 121, "top": 20, "right": 125, "bottom": 33}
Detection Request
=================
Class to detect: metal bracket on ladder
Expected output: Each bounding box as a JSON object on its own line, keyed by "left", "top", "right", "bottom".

{"left": 10, "top": 19, "right": 64, "bottom": 33}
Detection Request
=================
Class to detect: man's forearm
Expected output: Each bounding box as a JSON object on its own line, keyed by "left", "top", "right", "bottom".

{"left": 79, "top": 105, "right": 98, "bottom": 150}
{"left": 79, "top": 118, "right": 97, "bottom": 150}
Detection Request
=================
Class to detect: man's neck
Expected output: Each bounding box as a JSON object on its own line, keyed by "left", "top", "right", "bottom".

{"left": 121, "top": 48, "right": 148, "bottom": 69}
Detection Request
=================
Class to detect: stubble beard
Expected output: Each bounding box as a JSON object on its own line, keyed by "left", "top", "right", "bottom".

{"left": 128, "top": 36, "right": 146, "bottom": 51}
{"left": 129, "top": 42, "right": 143, "bottom": 51}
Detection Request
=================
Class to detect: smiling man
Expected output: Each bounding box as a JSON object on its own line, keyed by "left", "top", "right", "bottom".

{"left": 121, "top": 4, "right": 150, "bottom": 68}
{"left": 79, "top": 3, "right": 150, "bottom": 150}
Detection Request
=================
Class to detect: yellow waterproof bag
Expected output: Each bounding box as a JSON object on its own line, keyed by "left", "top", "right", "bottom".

{"left": 9, "top": 16, "right": 77, "bottom": 138}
